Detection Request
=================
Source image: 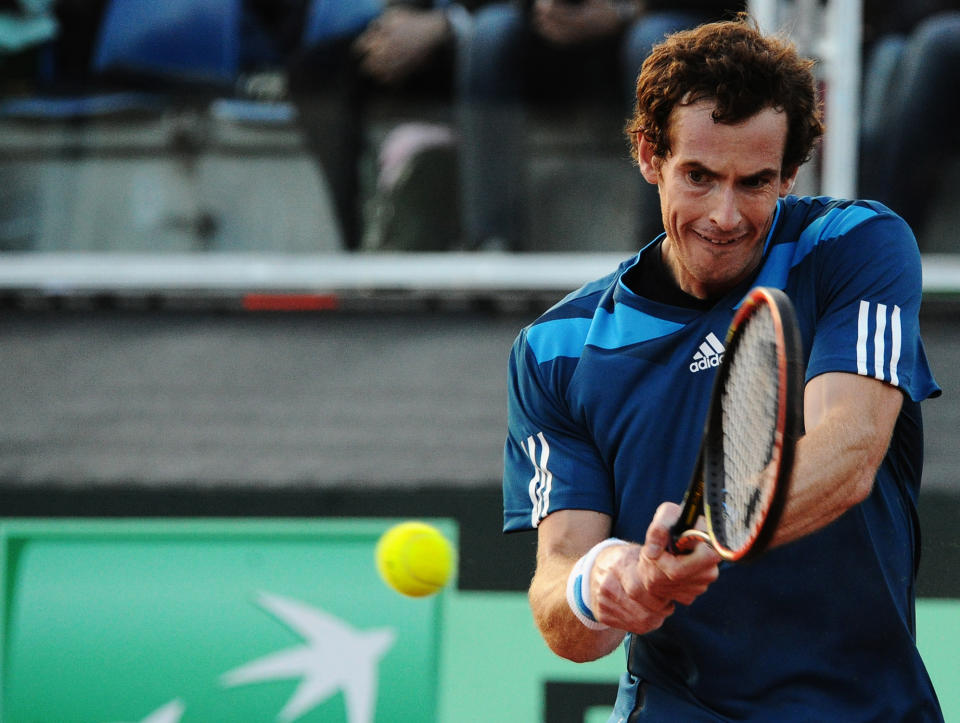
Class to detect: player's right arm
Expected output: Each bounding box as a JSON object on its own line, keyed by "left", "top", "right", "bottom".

{"left": 528, "top": 505, "right": 720, "bottom": 663}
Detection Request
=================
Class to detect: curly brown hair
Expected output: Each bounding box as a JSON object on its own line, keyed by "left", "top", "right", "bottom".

{"left": 625, "top": 13, "right": 824, "bottom": 176}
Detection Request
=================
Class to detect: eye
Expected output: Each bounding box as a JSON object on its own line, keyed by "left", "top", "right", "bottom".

{"left": 688, "top": 169, "right": 707, "bottom": 183}
{"left": 742, "top": 175, "right": 772, "bottom": 189}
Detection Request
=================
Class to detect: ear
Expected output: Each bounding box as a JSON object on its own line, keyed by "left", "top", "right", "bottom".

{"left": 637, "top": 133, "right": 661, "bottom": 185}
{"left": 779, "top": 164, "right": 800, "bottom": 196}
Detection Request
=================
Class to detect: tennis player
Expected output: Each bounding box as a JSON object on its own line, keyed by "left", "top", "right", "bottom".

{"left": 502, "top": 15, "right": 944, "bottom": 721}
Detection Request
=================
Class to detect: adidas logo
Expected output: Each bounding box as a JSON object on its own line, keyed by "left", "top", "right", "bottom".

{"left": 689, "top": 332, "right": 725, "bottom": 373}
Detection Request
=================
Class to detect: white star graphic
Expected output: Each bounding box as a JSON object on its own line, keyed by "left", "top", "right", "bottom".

{"left": 220, "top": 592, "right": 396, "bottom": 723}
{"left": 108, "top": 699, "right": 185, "bottom": 723}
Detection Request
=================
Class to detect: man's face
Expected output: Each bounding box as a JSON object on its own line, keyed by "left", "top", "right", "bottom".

{"left": 638, "top": 100, "right": 798, "bottom": 299}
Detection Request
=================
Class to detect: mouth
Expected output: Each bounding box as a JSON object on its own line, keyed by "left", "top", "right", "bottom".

{"left": 694, "top": 229, "right": 747, "bottom": 246}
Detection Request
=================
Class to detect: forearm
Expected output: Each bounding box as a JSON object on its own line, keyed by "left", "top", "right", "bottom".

{"left": 529, "top": 550, "right": 626, "bottom": 663}
{"left": 771, "top": 373, "right": 902, "bottom": 547}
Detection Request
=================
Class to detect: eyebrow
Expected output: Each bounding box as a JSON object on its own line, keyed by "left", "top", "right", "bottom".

{"left": 742, "top": 169, "right": 779, "bottom": 184}
{"left": 681, "top": 161, "right": 780, "bottom": 182}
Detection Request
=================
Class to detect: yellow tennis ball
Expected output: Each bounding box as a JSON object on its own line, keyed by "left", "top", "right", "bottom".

{"left": 375, "top": 521, "right": 455, "bottom": 597}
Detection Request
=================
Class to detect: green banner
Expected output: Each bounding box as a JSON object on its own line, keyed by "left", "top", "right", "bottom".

{"left": 2, "top": 519, "right": 956, "bottom": 723}
{"left": 0, "top": 519, "right": 453, "bottom": 723}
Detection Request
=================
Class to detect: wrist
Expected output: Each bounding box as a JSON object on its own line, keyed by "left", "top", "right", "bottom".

{"left": 565, "top": 538, "right": 626, "bottom": 630}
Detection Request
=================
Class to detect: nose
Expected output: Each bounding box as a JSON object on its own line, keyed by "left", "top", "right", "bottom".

{"left": 708, "top": 185, "right": 742, "bottom": 231}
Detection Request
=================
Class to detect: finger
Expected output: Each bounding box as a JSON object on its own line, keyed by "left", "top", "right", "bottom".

{"left": 666, "top": 542, "right": 722, "bottom": 579}
{"left": 641, "top": 548, "right": 720, "bottom": 604}
{"left": 588, "top": 544, "right": 676, "bottom": 633}
{"left": 595, "top": 586, "right": 675, "bottom": 633}
{"left": 643, "top": 502, "right": 682, "bottom": 559}
{"left": 667, "top": 549, "right": 721, "bottom": 604}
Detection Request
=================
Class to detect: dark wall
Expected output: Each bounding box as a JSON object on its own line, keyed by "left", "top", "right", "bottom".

{"left": 0, "top": 484, "right": 956, "bottom": 597}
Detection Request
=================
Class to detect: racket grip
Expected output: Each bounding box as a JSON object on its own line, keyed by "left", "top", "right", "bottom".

{"left": 668, "top": 484, "right": 703, "bottom": 554}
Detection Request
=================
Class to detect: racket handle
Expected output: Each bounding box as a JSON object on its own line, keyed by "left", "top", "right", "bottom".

{"left": 668, "top": 483, "right": 703, "bottom": 554}
{"left": 674, "top": 484, "right": 703, "bottom": 531}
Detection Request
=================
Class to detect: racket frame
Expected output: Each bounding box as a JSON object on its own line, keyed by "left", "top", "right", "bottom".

{"left": 669, "top": 286, "right": 803, "bottom": 562}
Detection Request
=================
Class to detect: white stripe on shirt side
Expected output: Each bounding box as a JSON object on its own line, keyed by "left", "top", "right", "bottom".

{"left": 857, "top": 300, "right": 870, "bottom": 376}
{"left": 525, "top": 432, "right": 552, "bottom": 527}
{"left": 537, "top": 432, "right": 552, "bottom": 523}
{"left": 890, "top": 305, "right": 901, "bottom": 386}
{"left": 874, "top": 303, "right": 887, "bottom": 380}
{"left": 526, "top": 435, "right": 541, "bottom": 528}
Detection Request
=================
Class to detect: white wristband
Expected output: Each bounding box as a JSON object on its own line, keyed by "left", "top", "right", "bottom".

{"left": 565, "top": 538, "right": 626, "bottom": 631}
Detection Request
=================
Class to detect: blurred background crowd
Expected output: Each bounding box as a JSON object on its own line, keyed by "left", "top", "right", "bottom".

{"left": 0, "top": 0, "right": 957, "bottom": 257}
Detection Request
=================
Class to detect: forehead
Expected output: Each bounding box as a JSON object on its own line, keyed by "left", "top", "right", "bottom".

{"left": 667, "top": 100, "right": 788, "bottom": 173}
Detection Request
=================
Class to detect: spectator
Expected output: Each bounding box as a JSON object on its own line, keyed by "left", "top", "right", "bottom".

{"left": 458, "top": 0, "right": 744, "bottom": 250}
{"left": 0, "top": 0, "right": 57, "bottom": 92}
{"left": 280, "top": 0, "right": 487, "bottom": 251}
{"left": 859, "top": 1, "right": 960, "bottom": 245}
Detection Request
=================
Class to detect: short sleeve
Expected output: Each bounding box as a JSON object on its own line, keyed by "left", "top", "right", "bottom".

{"left": 502, "top": 329, "right": 614, "bottom": 532}
{"left": 806, "top": 208, "right": 940, "bottom": 402}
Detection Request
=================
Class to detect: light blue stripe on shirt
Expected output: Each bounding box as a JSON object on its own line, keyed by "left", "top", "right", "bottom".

{"left": 527, "top": 307, "right": 684, "bottom": 363}
{"left": 753, "top": 203, "right": 879, "bottom": 291}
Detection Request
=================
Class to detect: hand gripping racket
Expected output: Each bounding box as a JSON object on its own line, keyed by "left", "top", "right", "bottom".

{"left": 669, "top": 287, "right": 803, "bottom": 562}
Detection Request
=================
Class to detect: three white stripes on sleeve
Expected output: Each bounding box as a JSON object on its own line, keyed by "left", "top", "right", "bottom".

{"left": 526, "top": 432, "right": 551, "bottom": 528}
{"left": 857, "top": 300, "right": 901, "bottom": 386}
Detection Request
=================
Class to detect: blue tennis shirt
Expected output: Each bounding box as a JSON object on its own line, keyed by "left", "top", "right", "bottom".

{"left": 503, "top": 195, "right": 943, "bottom": 721}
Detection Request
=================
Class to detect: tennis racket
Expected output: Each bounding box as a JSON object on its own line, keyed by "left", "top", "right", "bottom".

{"left": 669, "top": 286, "right": 803, "bottom": 562}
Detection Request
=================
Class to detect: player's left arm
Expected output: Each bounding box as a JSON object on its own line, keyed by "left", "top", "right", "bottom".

{"left": 770, "top": 204, "right": 938, "bottom": 547}
{"left": 770, "top": 371, "right": 903, "bottom": 547}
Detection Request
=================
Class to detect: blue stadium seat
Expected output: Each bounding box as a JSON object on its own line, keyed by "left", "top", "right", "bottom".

{"left": 91, "top": 0, "right": 242, "bottom": 88}
{"left": 0, "top": 92, "right": 164, "bottom": 120}
{"left": 302, "top": 0, "right": 384, "bottom": 47}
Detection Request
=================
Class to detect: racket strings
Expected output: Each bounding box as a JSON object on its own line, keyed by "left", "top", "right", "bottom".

{"left": 714, "top": 309, "right": 781, "bottom": 550}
